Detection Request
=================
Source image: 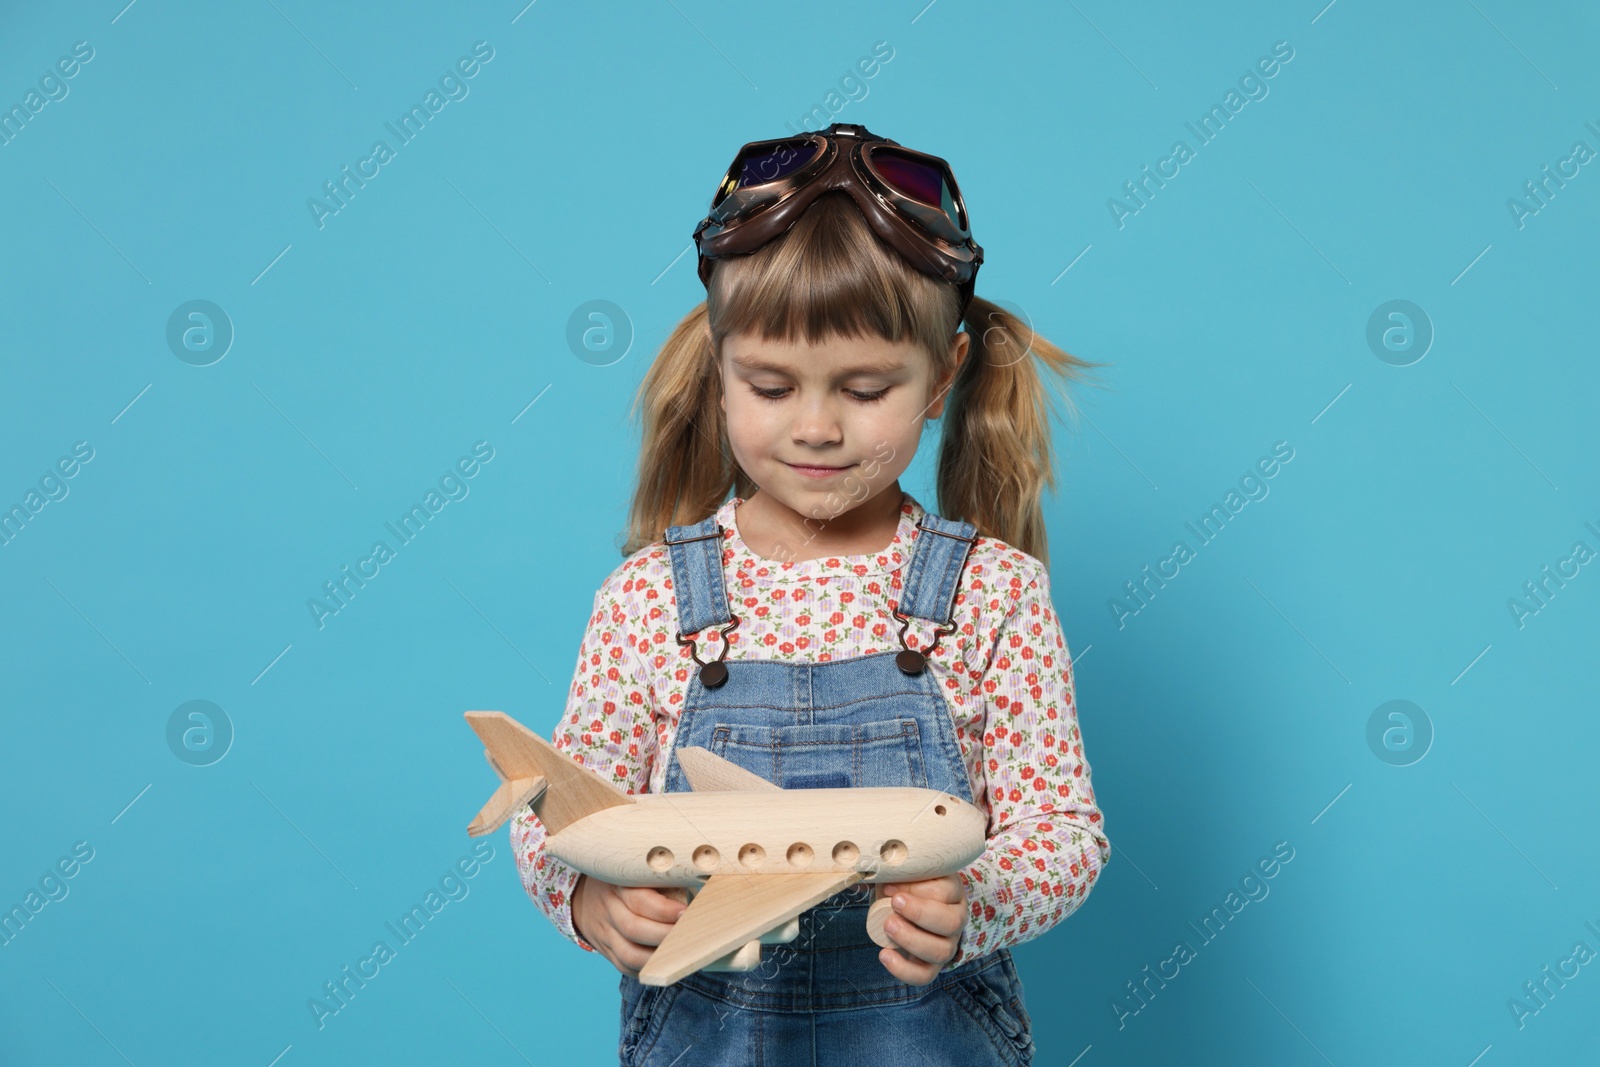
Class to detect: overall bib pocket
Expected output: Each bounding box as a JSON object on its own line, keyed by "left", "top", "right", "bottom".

{"left": 709, "top": 718, "right": 928, "bottom": 789}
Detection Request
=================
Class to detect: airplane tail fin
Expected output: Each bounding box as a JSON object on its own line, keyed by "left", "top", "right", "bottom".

{"left": 464, "top": 711, "right": 633, "bottom": 837}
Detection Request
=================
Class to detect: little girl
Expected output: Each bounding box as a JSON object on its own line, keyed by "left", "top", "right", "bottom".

{"left": 511, "top": 122, "right": 1110, "bottom": 1066}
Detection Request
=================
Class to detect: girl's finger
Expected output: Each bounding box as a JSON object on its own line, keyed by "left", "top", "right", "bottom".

{"left": 608, "top": 935, "right": 652, "bottom": 975}
{"left": 898, "top": 875, "right": 965, "bottom": 904}
{"left": 587, "top": 928, "right": 638, "bottom": 977}
{"left": 878, "top": 945, "right": 939, "bottom": 986}
{"left": 883, "top": 914, "right": 957, "bottom": 967}
{"left": 606, "top": 901, "right": 680, "bottom": 947}
{"left": 617, "top": 885, "right": 689, "bottom": 923}
{"left": 891, "top": 892, "right": 966, "bottom": 937}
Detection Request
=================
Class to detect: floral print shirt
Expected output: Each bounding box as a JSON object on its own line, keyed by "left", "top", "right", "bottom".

{"left": 510, "top": 491, "right": 1110, "bottom": 966}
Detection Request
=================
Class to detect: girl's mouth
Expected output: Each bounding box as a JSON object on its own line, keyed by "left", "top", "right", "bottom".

{"left": 785, "top": 462, "right": 852, "bottom": 479}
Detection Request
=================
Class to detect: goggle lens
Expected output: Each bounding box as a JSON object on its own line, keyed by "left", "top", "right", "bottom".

{"left": 712, "top": 138, "right": 821, "bottom": 207}
{"left": 869, "top": 147, "right": 964, "bottom": 229}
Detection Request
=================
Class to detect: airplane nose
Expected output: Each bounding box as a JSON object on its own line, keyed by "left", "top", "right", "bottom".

{"left": 924, "top": 794, "right": 987, "bottom": 843}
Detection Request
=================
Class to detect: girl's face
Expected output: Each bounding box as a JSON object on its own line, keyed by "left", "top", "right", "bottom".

{"left": 717, "top": 327, "right": 969, "bottom": 533}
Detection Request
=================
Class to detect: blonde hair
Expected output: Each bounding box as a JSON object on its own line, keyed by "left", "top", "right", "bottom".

{"left": 620, "top": 192, "right": 1101, "bottom": 565}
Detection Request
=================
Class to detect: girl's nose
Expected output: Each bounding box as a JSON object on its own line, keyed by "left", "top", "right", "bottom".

{"left": 790, "top": 401, "right": 843, "bottom": 446}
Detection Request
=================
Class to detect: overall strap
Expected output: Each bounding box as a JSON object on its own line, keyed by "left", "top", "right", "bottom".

{"left": 662, "top": 517, "right": 732, "bottom": 634}
{"left": 895, "top": 513, "right": 979, "bottom": 625}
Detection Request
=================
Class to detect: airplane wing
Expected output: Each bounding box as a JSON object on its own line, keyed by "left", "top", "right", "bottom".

{"left": 637, "top": 869, "right": 861, "bottom": 986}
{"left": 675, "top": 747, "right": 782, "bottom": 792}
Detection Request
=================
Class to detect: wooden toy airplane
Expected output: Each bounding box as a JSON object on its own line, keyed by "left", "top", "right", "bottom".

{"left": 464, "top": 710, "right": 986, "bottom": 986}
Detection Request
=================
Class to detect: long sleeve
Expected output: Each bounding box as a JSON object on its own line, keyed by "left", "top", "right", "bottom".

{"left": 510, "top": 570, "right": 660, "bottom": 950}
{"left": 947, "top": 566, "right": 1111, "bottom": 966}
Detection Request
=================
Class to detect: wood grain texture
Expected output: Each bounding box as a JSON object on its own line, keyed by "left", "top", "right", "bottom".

{"left": 638, "top": 870, "right": 863, "bottom": 987}
{"left": 676, "top": 746, "right": 782, "bottom": 793}
{"left": 547, "top": 787, "right": 987, "bottom": 886}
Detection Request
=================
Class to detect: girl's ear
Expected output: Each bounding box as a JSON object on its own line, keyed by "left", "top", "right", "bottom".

{"left": 924, "top": 332, "right": 970, "bottom": 421}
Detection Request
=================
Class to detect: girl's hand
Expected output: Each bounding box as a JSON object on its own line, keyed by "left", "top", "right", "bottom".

{"left": 572, "top": 874, "right": 688, "bottom": 977}
{"left": 874, "top": 874, "right": 968, "bottom": 985}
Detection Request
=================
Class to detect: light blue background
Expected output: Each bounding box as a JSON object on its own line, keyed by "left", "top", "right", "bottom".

{"left": 2, "top": 1, "right": 1596, "bottom": 1063}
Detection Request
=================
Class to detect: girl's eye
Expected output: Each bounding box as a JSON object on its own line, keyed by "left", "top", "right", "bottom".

{"left": 747, "top": 386, "right": 891, "bottom": 403}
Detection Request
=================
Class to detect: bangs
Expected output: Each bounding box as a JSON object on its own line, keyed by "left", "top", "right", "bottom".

{"left": 705, "top": 192, "right": 960, "bottom": 359}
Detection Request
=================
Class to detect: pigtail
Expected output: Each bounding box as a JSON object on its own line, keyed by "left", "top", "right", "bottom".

{"left": 620, "top": 303, "right": 747, "bottom": 556}
{"left": 935, "top": 297, "right": 1104, "bottom": 567}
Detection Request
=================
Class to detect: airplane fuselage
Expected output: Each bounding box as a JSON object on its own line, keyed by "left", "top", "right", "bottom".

{"left": 546, "top": 786, "right": 987, "bottom": 886}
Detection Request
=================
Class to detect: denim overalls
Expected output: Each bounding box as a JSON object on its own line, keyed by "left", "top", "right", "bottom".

{"left": 616, "top": 505, "right": 1036, "bottom": 1067}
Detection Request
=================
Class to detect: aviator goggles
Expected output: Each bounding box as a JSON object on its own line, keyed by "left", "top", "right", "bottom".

{"left": 693, "top": 122, "right": 983, "bottom": 317}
